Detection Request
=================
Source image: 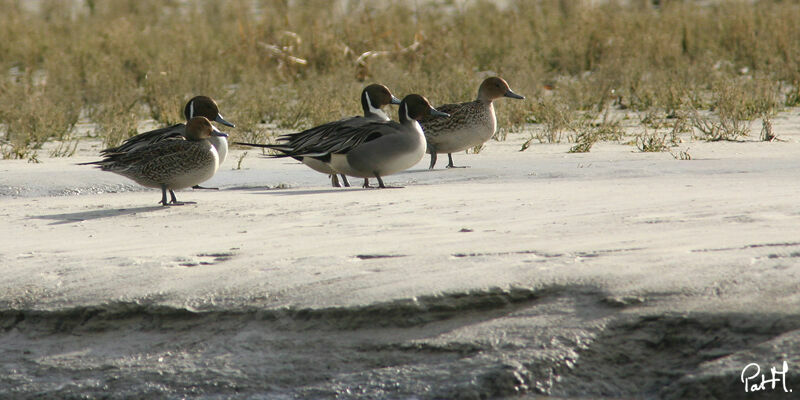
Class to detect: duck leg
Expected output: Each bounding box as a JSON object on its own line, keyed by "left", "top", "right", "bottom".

{"left": 375, "top": 175, "right": 403, "bottom": 189}
{"left": 362, "top": 178, "right": 371, "bottom": 188}
{"left": 446, "top": 153, "right": 469, "bottom": 169}
{"left": 165, "top": 187, "right": 195, "bottom": 206}
{"left": 340, "top": 174, "right": 351, "bottom": 187}
{"left": 330, "top": 174, "right": 341, "bottom": 188}
{"left": 428, "top": 148, "right": 438, "bottom": 169}
{"left": 159, "top": 185, "right": 170, "bottom": 206}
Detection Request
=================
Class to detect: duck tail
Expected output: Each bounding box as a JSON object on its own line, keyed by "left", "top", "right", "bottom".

{"left": 233, "top": 141, "right": 302, "bottom": 158}
{"left": 232, "top": 141, "right": 273, "bottom": 148}
{"left": 76, "top": 160, "right": 104, "bottom": 166}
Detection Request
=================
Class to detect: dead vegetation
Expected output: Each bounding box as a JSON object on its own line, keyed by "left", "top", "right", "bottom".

{"left": 1, "top": 0, "right": 800, "bottom": 159}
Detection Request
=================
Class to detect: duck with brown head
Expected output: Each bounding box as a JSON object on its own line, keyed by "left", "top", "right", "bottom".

{"left": 234, "top": 84, "right": 401, "bottom": 188}
{"left": 101, "top": 95, "right": 234, "bottom": 189}
{"left": 80, "top": 117, "right": 226, "bottom": 206}
{"left": 419, "top": 76, "right": 524, "bottom": 169}
{"left": 281, "top": 94, "right": 449, "bottom": 188}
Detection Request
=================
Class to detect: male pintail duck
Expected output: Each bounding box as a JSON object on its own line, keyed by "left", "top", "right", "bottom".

{"left": 103, "top": 95, "right": 234, "bottom": 189}
{"left": 80, "top": 117, "right": 226, "bottom": 206}
{"left": 285, "top": 94, "right": 449, "bottom": 188}
{"left": 234, "top": 84, "right": 400, "bottom": 188}
{"left": 419, "top": 77, "right": 524, "bottom": 169}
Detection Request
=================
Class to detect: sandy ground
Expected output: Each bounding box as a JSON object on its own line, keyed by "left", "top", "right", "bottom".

{"left": 2, "top": 114, "right": 800, "bottom": 398}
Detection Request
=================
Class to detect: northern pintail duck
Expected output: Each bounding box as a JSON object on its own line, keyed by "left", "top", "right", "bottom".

{"left": 234, "top": 84, "right": 400, "bottom": 187}
{"left": 80, "top": 117, "right": 226, "bottom": 206}
{"left": 419, "top": 77, "right": 524, "bottom": 169}
{"left": 286, "top": 94, "right": 449, "bottom": 188}
{"left": 104, "top": 96, "right": 234, "bottom": 188}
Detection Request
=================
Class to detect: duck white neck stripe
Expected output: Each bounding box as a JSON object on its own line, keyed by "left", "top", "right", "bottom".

{"left": 404, "top": 104, "right": 411, "bottom": 122}
{"left": 365, "top": 92, "right": 380, "bottom": 115}
{"left": 365, "top": 92, "right": 389, "bottom": 120}
{"left": 189, "top": 101, "right": 195, "bottom": 119}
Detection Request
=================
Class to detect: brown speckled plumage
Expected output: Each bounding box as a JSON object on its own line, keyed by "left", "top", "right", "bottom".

{"left": 420, "top": 100, "right": 496, "bottom": 149}
{"left": 103, "top": 139, "right": 217, "bottom": 189}
{"left": 419, "top": 77, "right": 524, "bottom": 169}
{"left": 81, "top": 117, "right": 222, "bottom": 205}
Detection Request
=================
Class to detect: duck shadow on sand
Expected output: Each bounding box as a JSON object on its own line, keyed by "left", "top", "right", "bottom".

{"left": 31, "top": 206, "right": 166, "bottom": 225}
{"left": 256, "top": 188, "right": 377, "bottom": 196}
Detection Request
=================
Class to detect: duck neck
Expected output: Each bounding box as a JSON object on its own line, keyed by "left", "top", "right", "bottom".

{"left": 184, "top": 99, "right": 195, "bottom": 121}
{"left": 362, "top": 91, "right": 389, "bottom": 120}
{"left": 398, "top": 103, "right": 413, "bottom": 125}
{"left": 476, "top": 91, "right": 494, "bottom": 104}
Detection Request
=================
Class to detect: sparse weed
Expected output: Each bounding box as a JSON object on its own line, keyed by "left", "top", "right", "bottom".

{"left": 470, "top": 143, "right": 485, "bottom": 155}
{"left": 636, "top": 133, "right": 669, "bottom": 153}
{"left": 567, "top": 114, "right": 600, "bottom": 153}
{"left": 568, "top": 132, "right": 598, "bottom": 154}
{"left": 785, "top": 83, "right": 800, "bottom": 107}
{"left": 670, "top": 148, "right": 692, "bottom": 161}
{"left": 2, "top": 0, "right": 800, "bottom": 157}
{"left": 49, "top": 137, "right": 80, "bottom": 158}
{"left": 760, "top": 117, "right": 777, "bottom": 142}
{"left": 235, "top": 152, "right": 248, "bottom": 170}
{"left": 528, "top": 97, "right": 573, "bottom": 144}
{"left": 690, "top": 109, "right": 750, "bottom": 142}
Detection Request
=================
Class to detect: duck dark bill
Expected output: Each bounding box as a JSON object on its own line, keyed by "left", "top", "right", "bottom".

{"left": 504, "top": 89, "right": 525, "bottom": 99}
{"left": 431, "top": 108, "right": 450, "bottom": 118}
{"left": 215, "top": 114, "right": 235, "bottom": 127}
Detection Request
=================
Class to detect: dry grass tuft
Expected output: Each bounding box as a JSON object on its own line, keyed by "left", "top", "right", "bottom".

{"left": 2, "top": 0, "right": 800, "bottom": 158}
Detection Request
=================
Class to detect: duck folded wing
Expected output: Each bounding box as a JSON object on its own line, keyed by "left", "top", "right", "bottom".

{"left": 101, "top": 123, "right": 186, "bottom": 154}
{"left": 102, "top": 138, "right": 191, "bottom": 170}
{"left": 277, "top": 117, "right": 354, "bottom": 148}
{"left": 276, "top": 115, "right": 365, "bottom": 149}
{"left": 137, "top": 143, "right": 215, "bottom": 182}
{"left": 417, "top": 102, "right": 469, "bottom": 134}
{"left": 305, "top": 120, "right": 401, "bottom": 155}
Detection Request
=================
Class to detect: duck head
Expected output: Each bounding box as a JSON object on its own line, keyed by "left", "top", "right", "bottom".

{"left": 185, "top": 116, "right": 228, "bottom": 141}
{"left": 477, "top": 77, "right": 524, "bottom": 102}
{"left": 184, "top": 96, "right": 235, "bottom": 127}
{"left": 398, "top": 94, "right": 450, "bottom": 123}
{"left": 361, "top": 84, "right": 402, "bottom": 118}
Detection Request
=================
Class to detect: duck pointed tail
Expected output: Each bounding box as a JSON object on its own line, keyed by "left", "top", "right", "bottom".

{"left": 233, "top": 142, "right": 298, "bottom": 158}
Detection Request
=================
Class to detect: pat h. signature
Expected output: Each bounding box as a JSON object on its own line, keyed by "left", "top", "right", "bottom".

{"left": 741, "top": 361, "right": 792, "bottom": 393}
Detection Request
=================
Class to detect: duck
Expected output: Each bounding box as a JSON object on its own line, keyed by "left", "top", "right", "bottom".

{"left": 103, "top": 95, "right": 234, "bottom": 189}
{"left": 80, "top": 117, "right": 226, "bottom": 206}
{"left": 286, "top": 94, "right": 449, "bottom": 188}
{"left": 234, "top": 84, "right": 400, "bottom": 188}
{"left": 419, "top": 77, "right": 524, "bottom": 169}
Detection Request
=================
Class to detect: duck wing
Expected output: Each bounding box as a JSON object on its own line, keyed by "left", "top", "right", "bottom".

{"left": 276, "top": 115, "right": 362, "bottom": 149}
{"left": 298, "top": 120, "right": 403, "bottom": 157}
{"left": 101, "top": 123, "right": 186, "bottom": 155}
{"left": 234, "top": 116, "right": 366, "bottom": 156}
{"left": 418, "top": 101, "right": 474, "bottom": 136}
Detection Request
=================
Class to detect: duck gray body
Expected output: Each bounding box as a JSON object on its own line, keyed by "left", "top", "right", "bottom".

{"left": 329, "top": 119, "right": 427, "bottom": 179}
{"left": 81, "top": 117, "right": 224, "bottom": 205}
{"left": 289, "top": 113, "right": 387, "bottom": 184}
{"left": 288, "top": 94, "right": 449, "bottom": 188}
{"left": 419, "top": 76, "right": 524, "bottom": 169}
{"left": 102, "top": 139, "right": 219, "bottom": 190}
{"left": 234, "top": 84, "right": 401, "bottom": 187}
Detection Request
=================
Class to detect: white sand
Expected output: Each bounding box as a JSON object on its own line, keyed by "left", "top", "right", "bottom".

{"left": 2, "top": 114, "right": 799, "bottom": 397}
